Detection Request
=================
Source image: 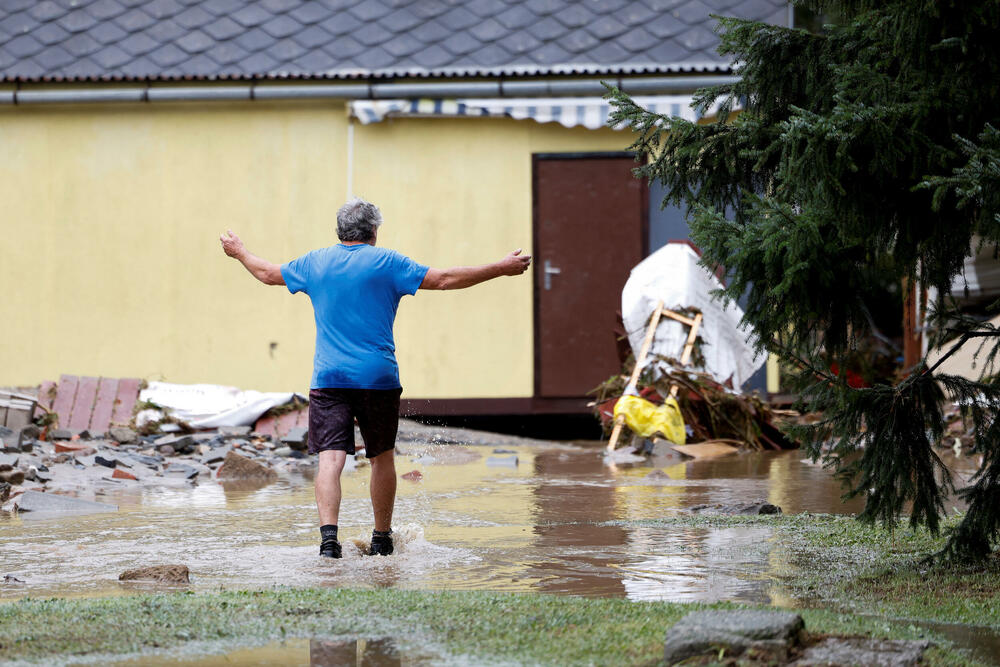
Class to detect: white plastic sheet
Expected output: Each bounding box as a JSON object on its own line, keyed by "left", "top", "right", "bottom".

{"left": 138, "top": 382, "right": 304, "bottom": 429}
{"left": 621, "top": 243, "right": 764, "bottom": 391}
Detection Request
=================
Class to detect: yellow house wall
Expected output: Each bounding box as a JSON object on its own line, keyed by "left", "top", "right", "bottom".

{"left": 0, "top": 100, "right": 629, "bottom": 398}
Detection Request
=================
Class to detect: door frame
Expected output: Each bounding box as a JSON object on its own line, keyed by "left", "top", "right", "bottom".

{"left": 531, "top": 152, "right": 649, "bottom": 399}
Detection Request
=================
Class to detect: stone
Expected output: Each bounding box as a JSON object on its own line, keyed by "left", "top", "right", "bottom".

{"left": 78, "top": 429, "right": 103, "bottom": 440}
{"left": 272, "top": 446, "right": 292, "bottom": 457}
{"left": 108, "top": 427, "right": 138, "bottom": 444}
{"left": 796, "top": 637, "right": 929, "bottom": 666}
{"left": 155, "top": 434, "right": 194, "bottom": 453}
{"left": 216, "top": 451, "right": 278, "bottom": 481}
{"left": 94, "top": 455, "right": 117, "bottom": 469}
{"left": 281, "top": 426, "right": 308, "bottom": 451}
{"left": 0, "top": 482, "right": 10, "bottom": 503}
{"left": 119, "top": 564, "right": 190, "bottom": 583}
{"left": 486, "top": 455, "right": 518, "bottom": 468}
{"left": 662, "top": 610, "right": 804, "bottom": 665}
{"left": 0, "top": 470, "right": 24, "bottom": 485}
{"left": 16, "top": 490, "right": 118, "bottom": 514}
{"left": 690, "top": 501, "right": 783, "bottom": 516}
{"left": 48, "top": 428, "right": 76, "bottom": 440}
{"left": 201, "top": 444, "right": 231, "bottom": 465}
{"left": 219, "top": 425, "right": 251, "bottom": 438}
{"left": 158, "top": 423, "right": 182, "bottom": 433}
{"left": 127, "top": 453, "right": 162, "bottom": 468}
{"left": 158, "top": 445, "right": 176, "bottom": 456}
{"left": 401, "top": 470, "right": 423, "bottom": 481}
{"left": 164, "top": 463, "right": 199, "bottom": 479}
{"left": 112, "top": 468, "right": 138, "bottom": 481}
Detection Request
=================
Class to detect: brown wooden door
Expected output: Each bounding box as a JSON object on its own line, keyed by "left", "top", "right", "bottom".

{"left": 533, "top": 155, "right": 647, "bottom": 398}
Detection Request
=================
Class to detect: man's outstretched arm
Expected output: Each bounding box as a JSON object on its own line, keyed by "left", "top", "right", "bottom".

{"left": 420, "top": 249, "right": 532, "bottom": 290}
{"left": 219, "top": 229, "right": 285, "bottom": 286}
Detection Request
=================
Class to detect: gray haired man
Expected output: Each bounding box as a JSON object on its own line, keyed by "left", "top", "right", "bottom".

{"left": 220, "top": 198, "right": 531, "bottom": 557}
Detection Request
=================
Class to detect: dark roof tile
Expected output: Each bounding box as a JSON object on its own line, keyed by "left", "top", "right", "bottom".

{"left": 495, "top": 5, "right": 535, "bottom": 30}
{"left": 289, "top": 2, "right": 329, "bottom": 24}
{"left": 87, "top": 0, "right": 129, "bottom": 20}
{"left": 145, "top": 19, "right": 186, "bottom": 43}
{"left": 178, "top": 52, "right": 221, "bottom": 75}
{"left": 149, "top": 42, "right": 188, "bottom": 67}
{"left": 231, "top": 4, "right": 271, "bottom": 28}
{"left": 554, "top": 4, "right": 595, "bottom": 29}
{"left": 63, "top": 32, "right": 103, "bottom": 56}
{"left": 352, "top": 45, "right": 396, "bottom": 69}
{"left": 318, "top": 13, "right": 361, "bottom": 36}
{"left": 527, "top": 16, "right": 569, "bottom": 41}
{"left": 439, "top": 6, "right": 479, "bottom": 31}
{"left": 384, "top": 33, "right": 425, "bottom": 57}
{"left": 61, "top": 56, "right": 101, "bottom": 77}
{"left": 205, "top": 40, "right": 249, "bottom": 64}
{"left": 588, "top": 16, "right": 628, "bottom": 40}
{"left": 643, "top": 0, "right": 687, "bottom": 8}
{"left": 0, "top": 11, "right": 37, "bottom": 36}
{"left": 260, "top": 14, "right": 301, "bottom": 39}
{"left": 176, "top": 29, "right": 214, "bottom": 53}
{"left": 202, "top": 0, "right": 243, "bottom": 15}
{"left": 378, "top": 8, "right": 421, "bottom": 32}
{"left": 621, "top": 26, "right": 660, "bottom": 52}
{"left": 0, "top": 50, "right": 14, "bottom": 70}
{"left": 676, "top": 23, "right": 717, "bottom": 50}
{"left": 469, "top": 18, "right": 507, "bottom": 43}
{"left": 464, "top": 0, "right": 508, "bottom": 18}
{"left": 410, "top": 1, "right": 449, "bottom": 20}
{"left": 353, "top": 22, "right": 392, "bottom": 47}
{"left": 292, "top": 48, "right": 337, "bottom": 71}
{"left": 467, "top": 42, "right": 510, "bottom": 67}
{"left": 323, "top": 35, "right": 365, "bottom": 59}
{"left": 118, "top": 32, "right": 159, "bottom": 56}
{"left": 235, "top": 27, "right": 277, "bottom": 53}
{"left": 558, "top": 29, "right": 600, "bottom": 54}
{"left": 498, "top": 31, "right": 542, "bottom": 56}
{"left": 671, "top": 0, "right": 713, "bottom": 25}
{"left": 620, "top": 3, "right": 657, "bottom": 26}
{"left": 119, "top": 55, "right": 160, "bottom": 77}
{"left": 142, "top": 0, "right": 184, "bottom": 20}
{"left": 410, "top": 43, "right": 453, "bottom": 69}
{"left": 9, "top": 59, "right": 45, "bottom": 78}
{"left": 115, "top": 8, "right": 157, "bottom": 32}
{"left": 174, "top": 5, "right": 213, "bottom": 29}
{"left": 35, "top": 44, "right": 75, "bottom": 69}
{"left": 646, "top": 13, "right": 686, "bottom": 39}
{"left": 237, "top": 51, "right": 279, "bottom": 72}
{"left": 524, "top": 0, "right": 562, "bottom": 16}
{"left": 268, "top": 37, "right": 306, "bottom": 60}
{"left": 29, "top": 1, "right": 68, "bottom": 22}
{"left": 91, "top": 44, "right": 132, "bottom": 68}
{"left": 349, "top": 0, "right": 391, "bottom": 23}
{"left": 732, "top": 0, "right": 784, "bottom": 19}
{"left": 89, "top": 20, "right": 128, "bottom": 44}
{"left": 293, "top": 24, "right": 333, "bottom": 49}
{"left": 440, "top": 32, "right": 480, "bottom": 56}
{"left": 646, "top": 38, "right": 689, "bottom": 62}
{"left": 409, "top": 19, "right": 451, "bottom": 43}
{"left": 3, "top": 0, "right": 35, "bottom": 12}
{"left": 588, "top": 40, "right": 632, "bottom": 63}
{"left": 5, "top": 34, "right": 45, "bottom": 58}
{"left": 57, "top": 9, "right": 99, "bottom": 33}
{"left": 529, "top": 41, "right": 571, "bottom": 64}
{"left": 261, "top": 0, "right": 300, "bottom": 12}
{"left": 203, "top": 16, "right": 243, "bottom": 41}
{"left": 32, "top": 21, "right": 71, "bottom": 46}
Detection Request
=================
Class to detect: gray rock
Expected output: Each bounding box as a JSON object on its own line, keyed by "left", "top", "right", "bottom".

{"left": 159, "top": 423, "right": 182, "bottom": 433}
{"left": 663, "top": 610, "right": 804, "bottom": 665}
{"left": 164, "top": 463, "right": 199, "bottom": 479}
{"left": 108, "top": 427, "right": 138, "bottom": 444}
{"left": 281, "top": 427, "right": 309, "bottom": 451}
{"left": 795, "top": 637, "right": 929, "bottom": 666}
{"left": 16, "top": 490, "right": 118, "bottom": 514}
{"left": 486, "top": 455, "right": 518, "bottom": 468}
{"left": 155, "top": 434, "right": 194, "bottom": 453}
{"left": 219, "top": 425, "right": 251, "bottom": 438}
{"left": 0, "top": 452, "right": 18, "bottom": 469}
{"left": 48, "top": 428, "right": 76, "bottom": 441}
{"left": 273, "top": 446, "right": 293, "bottom": 457}
{"left": 127, "top": 453, "right": 162, "bottom": 468}
{"left": 690, "top": 501, "right": 783, "bottom": 516}
{"left": 157, "top": 445, "right": 176, "bottom": 457}
{"left": 201, "top": 445, "right": 231, "bottom": 465}
{"left": 78, "top": 429, "right": 103, "bottom": 440}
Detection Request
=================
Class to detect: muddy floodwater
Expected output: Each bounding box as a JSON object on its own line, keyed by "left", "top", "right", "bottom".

{"left": 1, "top": 438, "right": 982, "bottom": 607}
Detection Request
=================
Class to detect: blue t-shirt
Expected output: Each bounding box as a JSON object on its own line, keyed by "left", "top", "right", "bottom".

{"left": 281, "top": 244, "right": 429, "bottom": 389}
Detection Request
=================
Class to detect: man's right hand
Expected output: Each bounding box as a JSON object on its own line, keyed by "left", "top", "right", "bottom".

{"left": 499, "top": 248, "right": 532, "bottom": 276}
{"left": 220, "top": 229, "right": 246, "bottom": 259}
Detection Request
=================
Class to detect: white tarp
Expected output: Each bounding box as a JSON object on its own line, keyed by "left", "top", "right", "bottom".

{"left": 138, "top": 382, "right": 303, "bottom": 429}
{"left": 621, "top": 243, "right": 765, "bottom": 391}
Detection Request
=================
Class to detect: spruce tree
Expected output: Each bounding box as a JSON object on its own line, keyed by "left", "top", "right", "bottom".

{"left": 608, "top": 0, "right": 1000, "bottom": 560}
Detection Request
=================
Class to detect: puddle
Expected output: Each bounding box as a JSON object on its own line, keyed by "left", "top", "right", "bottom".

{"left": 0, "top": 442, "right": 981, "bottom": 608}
{"left": 100, "top": 637, "right": 434, "bottom": 666}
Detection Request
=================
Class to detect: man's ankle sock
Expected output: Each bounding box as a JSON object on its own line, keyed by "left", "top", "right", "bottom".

{"left": 320, "top": 524, "right": 338, "bottom": 541}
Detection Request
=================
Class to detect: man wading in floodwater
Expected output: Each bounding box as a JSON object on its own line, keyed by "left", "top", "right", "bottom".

{"left": 220, "top": 198, "right": 531, "bottom": 558}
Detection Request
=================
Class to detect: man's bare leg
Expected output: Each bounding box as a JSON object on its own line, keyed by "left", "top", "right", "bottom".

{"left": 369, "top": 449, "right": 396, "bottom": 532}
{"left": 315, "top": 449, "right": 347, "bottom": 525}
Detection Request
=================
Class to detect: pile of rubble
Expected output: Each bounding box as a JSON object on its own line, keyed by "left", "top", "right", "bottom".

{"left": 0, "top": 421, "right": 325, "bottom": 514}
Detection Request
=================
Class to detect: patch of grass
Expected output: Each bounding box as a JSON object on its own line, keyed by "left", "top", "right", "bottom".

{"left": 0, "top": 589, "right": 986, "bottom": 666}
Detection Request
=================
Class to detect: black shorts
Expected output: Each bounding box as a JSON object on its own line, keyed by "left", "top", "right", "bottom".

{"left": 307, "top": 387, "right": 401, "bottom": 458}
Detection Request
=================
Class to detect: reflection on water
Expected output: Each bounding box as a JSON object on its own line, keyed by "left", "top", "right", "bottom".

{"left": 0, "top": 442, "right": 982, "bottom": 607}
{"left": 104, "top": 637, "right": 426, "bottom": 667}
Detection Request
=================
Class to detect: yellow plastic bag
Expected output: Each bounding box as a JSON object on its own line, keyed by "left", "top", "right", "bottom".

{"left": 613, "top": 394, "right": 686, "bottom": 445}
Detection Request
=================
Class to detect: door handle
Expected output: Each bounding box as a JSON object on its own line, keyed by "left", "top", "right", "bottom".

{"left": 543, "top": 259, "right": 562, "bottom": 290}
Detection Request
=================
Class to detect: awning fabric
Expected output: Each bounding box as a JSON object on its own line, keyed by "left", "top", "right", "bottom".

{"left": 349, "top": 95, "right": 728, "bottom": 130}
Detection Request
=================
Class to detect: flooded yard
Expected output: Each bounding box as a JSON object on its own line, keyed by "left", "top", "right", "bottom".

{"left": 0, "top": 437, "right": 981, "bottom": 606}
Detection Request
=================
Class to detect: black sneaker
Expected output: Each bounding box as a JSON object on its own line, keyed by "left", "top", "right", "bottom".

{"left": 319, "top": 537, "right": 342, "bottom": 559}
{"left": 368, "top": 530, "right": 393, "bottom": 556}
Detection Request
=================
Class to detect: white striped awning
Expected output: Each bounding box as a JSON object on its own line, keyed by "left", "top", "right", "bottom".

{"left": 349, "top": 95, "right": 730, "bottom": 130}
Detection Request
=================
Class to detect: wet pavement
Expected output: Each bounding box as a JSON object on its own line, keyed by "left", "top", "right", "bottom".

{"left": 1, "top": 439, "right": 982, "bottom": 606}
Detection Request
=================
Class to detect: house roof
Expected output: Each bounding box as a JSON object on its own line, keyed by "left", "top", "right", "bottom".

{"left": 0, "top": 0, "right": 789, "bottom": 83}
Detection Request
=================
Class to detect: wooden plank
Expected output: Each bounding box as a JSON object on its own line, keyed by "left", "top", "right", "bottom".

{"left": 50, "top": 374, "right": 79, "bottom": 429}
{"left": 34, "top": 380, "right": 57, "bottom": 418}
{"left": 68, "top": 376, "right": 99, "bottom": 430}
{"left": 111, "top": 378, "right": 142, "bottom": 426}
{"left": 669, "top": 440, "right": 741, "bottom": 459}
{"left": 89, "top": 377, "right": 119, "bottom": 433}
{"left": 254, "top": 415, "right": 278, "bottom": 437}
{"left": 608, "top": 301, "right": 664, "bottom": 452}
{"left": 670, "top": 312, "right": 703, "bottom": 400}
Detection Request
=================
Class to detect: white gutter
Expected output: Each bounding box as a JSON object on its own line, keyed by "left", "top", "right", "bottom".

{"left": 0, "top": 76, "right": 739, "bottom": 105}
